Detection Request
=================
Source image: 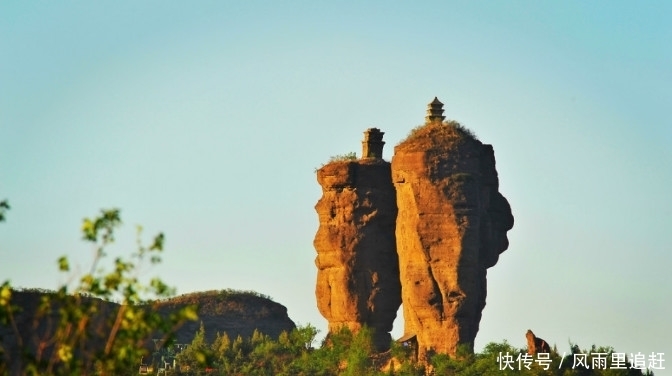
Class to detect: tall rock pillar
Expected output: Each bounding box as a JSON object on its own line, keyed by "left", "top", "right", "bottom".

{"left": 391, "top": 99, "right": 514, "bottom": 359}
{"left": 314, "top": 129, "right": 401, "bottom": 351}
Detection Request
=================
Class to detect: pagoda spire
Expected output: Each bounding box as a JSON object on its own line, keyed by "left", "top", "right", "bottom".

{"left": 361, "top": 128, "right": 385, "bottom": 160}
{"left": 425, "top": 97, "right": 446, "bottom": 123}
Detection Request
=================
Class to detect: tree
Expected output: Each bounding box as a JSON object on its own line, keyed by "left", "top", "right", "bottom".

{"left": 0, "top": 208, "right": 198, "bottom": 375}
{"left": 175, "top": 321, "right": 213, "bottom": 373}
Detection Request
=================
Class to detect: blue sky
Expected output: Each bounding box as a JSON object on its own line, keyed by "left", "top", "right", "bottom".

{"left": 1, "top": 1, "right": 670, "bottom": 370}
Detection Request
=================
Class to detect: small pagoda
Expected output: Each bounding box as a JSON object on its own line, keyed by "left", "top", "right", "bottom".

{"left": 361, "top": 128, "right": 385, "bottom": 160}
{"left": 425, "top": 97, "right": 446, "bottom": 123}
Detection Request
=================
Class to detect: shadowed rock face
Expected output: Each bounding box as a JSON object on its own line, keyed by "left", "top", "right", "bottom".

{"left": 314, "top": 160, "right": 401, "bottom": 350}
{"left": 391, "top": 121, "right": 514, "bottom": 359}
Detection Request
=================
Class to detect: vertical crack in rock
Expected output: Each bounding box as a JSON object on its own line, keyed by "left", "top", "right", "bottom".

{"left": 425, "top": 265, "right": 444, "bottom": 320}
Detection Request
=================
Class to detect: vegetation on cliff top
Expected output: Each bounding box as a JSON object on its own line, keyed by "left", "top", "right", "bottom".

{"left": 315, "top": 152, "right": 358, "bottom": 172}
{"left": 157, "top": 289, "right": 274, "bottom": 307}
{"left": 155, "top": 289, "right": 283, "bottom": 320}
{"left": 328, "top": 152, "right": 358, "bottom": 163}
{"left": 398, "top": 120, "right": 479, "bottom": 150}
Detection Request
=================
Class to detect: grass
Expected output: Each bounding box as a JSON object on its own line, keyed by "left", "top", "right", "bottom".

{"left": 160, "top": 289, "right": 275, "bottom": 304}
{"left": 328, "top": 152, "right": 357, "bottom": 163}
{"left": 399, "top": 120, "right": 478, "bottom": 148}
{"left": 315, "top": 152, "right": 358, "bottom": 172}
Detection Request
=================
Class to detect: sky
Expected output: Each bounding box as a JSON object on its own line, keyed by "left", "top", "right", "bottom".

{"left": 1, "top": 1, "right": 671, "bottom": 372}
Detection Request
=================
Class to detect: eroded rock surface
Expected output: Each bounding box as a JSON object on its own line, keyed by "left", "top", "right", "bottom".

{"left": 526, "top": 329, "right": 551, "bottom": 355}
{"left": 314, "top": 159, "right": 401, "bottom": 350}
{"left": 391, "top": 120, "right": 514, "bottom": 358}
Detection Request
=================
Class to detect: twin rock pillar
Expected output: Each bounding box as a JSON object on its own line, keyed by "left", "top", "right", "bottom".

{"left": 314, "top": 128, "right": 401, "bottom": 351}
{"left": 314, "top": 104, "right": 514, "bottom": 358}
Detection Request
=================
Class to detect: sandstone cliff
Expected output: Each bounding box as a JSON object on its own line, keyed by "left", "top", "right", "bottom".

{"left": 391, "top": 120, "right": 514, "bottom": 359}
{"left": 314, "top": 140, "right": 401, "bottom": 350}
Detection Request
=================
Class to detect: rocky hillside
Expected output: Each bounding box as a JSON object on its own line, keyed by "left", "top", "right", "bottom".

{"left": 0, "top": 288, "right": 295, "bottom": 370}
{"left": 155, "top": 289, "right": 296, "bottom": 344}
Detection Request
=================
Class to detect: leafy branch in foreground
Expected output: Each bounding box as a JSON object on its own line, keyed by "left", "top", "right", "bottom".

{"left": 0, "top": 208, "right": 198, "bottom": 375}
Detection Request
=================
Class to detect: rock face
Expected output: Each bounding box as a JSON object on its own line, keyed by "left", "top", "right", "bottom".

{"left": 526, "top": 330, "right": 550, "bottom": 355}
{"left": 314, "top": 130, "right": 401, "bottom": 350}
{"left": 391, "top": 119, "right": 514, "bottom": 359}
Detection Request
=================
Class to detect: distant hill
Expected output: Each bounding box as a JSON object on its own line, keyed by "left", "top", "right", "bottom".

{"left": 154, "top": 289, "right": 296, "bottom": 344}
{"left": 0, "top": 288, "right": 295, "bottom": 372}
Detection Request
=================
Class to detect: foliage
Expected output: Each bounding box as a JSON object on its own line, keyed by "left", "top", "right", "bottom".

{"left": 400, "top": 120, "right": 479, "bottom": 146}
{"left": 174, "top": 322, "right": 214, "bottom": 373}
{"left": 417, "top": 341, "right": 656, "bottom": 376}
{"left": 328, "top": 151, "right": 357, "bottom": 163}
{"left": 315, "top": 152, "right": 358, "bottom": 172}
{"left": 0, "top": 199, "right": 8, "bottom": 222}
{"left": 0, "top": 208, "right": 198, "bottom": 375}
{"left": 159, "top": 288, "right": 274, "bottom": 304}
{"left": 172, "top": 323, "right": 323, "bottom": 375}
{"left": 155, "top": 329, "right": 657, "bottom": 376}
{"left": 156, "top": 289, "right": 275, "bottom": 318}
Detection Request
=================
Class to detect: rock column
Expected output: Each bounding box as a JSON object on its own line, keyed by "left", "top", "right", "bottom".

{"left": 391, "top": 118, "right": 514, "bottom": 359}
{"left": 313, "top": 131, "right": 401, "bottom": 351}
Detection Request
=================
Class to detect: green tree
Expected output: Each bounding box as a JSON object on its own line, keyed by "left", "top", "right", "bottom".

{"left": 343, "top": 326, "right": 375, "bottom": 376}
{"left": 0, "top": 208, "right": 198, "bottom": 375}
{"left": 175, "top": 322, "right": 213, "bottom": 374}
{"left": 211, "top": 331, "right": 232, "bottom": 365}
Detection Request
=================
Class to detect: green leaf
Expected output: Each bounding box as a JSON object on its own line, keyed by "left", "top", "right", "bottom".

{"left": 58, "top": 256, "right": 70, "bottom": 272}
{"left": 150, "top": 233, "right": 165, "bottom": 251}
{"left": 0, "top": 282, "right": 12, "bottom": 306}
{"left": 82, "top": 219, "right": 96, "bottom": 241}
{"left": 182, "top": 306, "right": 199, "bottom": 322}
